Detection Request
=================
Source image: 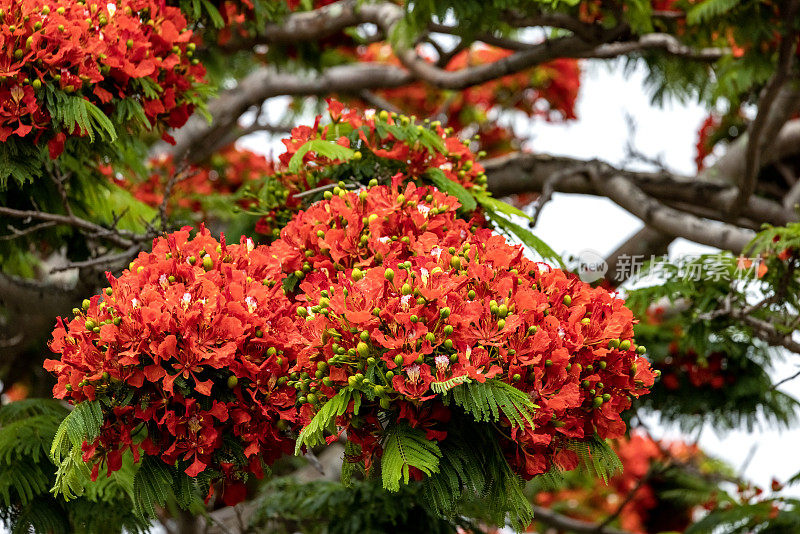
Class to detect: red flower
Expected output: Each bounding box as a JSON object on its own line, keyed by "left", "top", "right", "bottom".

{"left": 45, "top": 227, "right": 299, "bottom": 486}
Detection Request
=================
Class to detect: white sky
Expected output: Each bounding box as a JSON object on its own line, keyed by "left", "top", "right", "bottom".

{"left": 245, "top": 59, "right": 800, "bottom": 494}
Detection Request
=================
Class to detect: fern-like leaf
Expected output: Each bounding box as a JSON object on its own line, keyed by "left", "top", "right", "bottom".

{"left": 381, "top": 423, "right": 441, "bottom": 492}
{"left": 296, "top": 389, "right": 352, "bottom": 454}
{"left": 430, "top": 376, "right": 471, "bottom": 394}
{"left": 568, "top": 435, "right": 623, "bottom": 483}
{"left": 449, "top": 378, "right": 537, "bottom": 429}
{"left": 132, "top": 456, "right": 173, "bottom": 518}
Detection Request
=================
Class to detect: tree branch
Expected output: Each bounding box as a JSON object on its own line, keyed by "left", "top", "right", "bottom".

{"left": 531, "top": 504, "right": 634, "bottom": 534}
{"left": 732, "top": 0, "right": 800, "bottom": 216}
{"left": 0, "top": 206, "right": 146, "bottom": 249}
{"left": 483, "top": 152, "right": 796, "bottom": 227}
{"left": 595, "top": 173, "right": 756, "bottom": 252}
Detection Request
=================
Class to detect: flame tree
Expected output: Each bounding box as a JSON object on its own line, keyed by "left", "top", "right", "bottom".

{"left": 1, "top": 1, "right": 800, "bottom": 533}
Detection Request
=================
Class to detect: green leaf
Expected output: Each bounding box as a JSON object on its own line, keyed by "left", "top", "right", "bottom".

{"left": 424, "top": 168, "right": 477, "bottom": 212}
{"left": 475, "top": 191, "right": 530, "bottom": 219}
{"left": 50, "top": 401, "right": 103, "bottom": 467}
{"left": 448, "top": 378, "right": 537, "bottom": 429}
{"left": 381, "top": 423, "right": 441, "bottom": 492}
{"left": 430, "top": 376, "right": 471, "bottom": 394}
{"left": 295, "top": 389, "right": 352, "bottom": 454}
{"left": 132, "top": 456, "right": 173, "bottom": 518}
{"left": 288, "top": 139, "right": 356, "bottom": 174}
{"left": 200, "top": 0, "right": 225, "bottom": 27}
{"left": 568, "top": 435, "right": 623, "bottom": 483}
{"left": 485, "top": 210, "right": 565, "bottom": 269}
{"left": 686, "top": 0, "right": 741, "bottom": 25}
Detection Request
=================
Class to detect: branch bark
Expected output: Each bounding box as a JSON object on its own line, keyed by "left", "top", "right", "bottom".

{"left": 597, "top": 173, "right": 755, "bottom": 252}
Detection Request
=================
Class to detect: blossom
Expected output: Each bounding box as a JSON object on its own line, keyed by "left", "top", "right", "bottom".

{"left": 0, "top": 0, "right": 204, "bottom": 154}
{"left": 45, "top": 227, "right": 299, "bottom": 500}
{"left": 276, "top": 183, "right": 656, "bottom": 479}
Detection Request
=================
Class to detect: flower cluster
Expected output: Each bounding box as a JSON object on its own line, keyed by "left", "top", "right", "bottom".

{"left": 246, "top": 99, "right": 490, "bottom": 238}
{"left": 45, "top": 228, "right": 300, "bottom": 502}
{"left": 0, "top": 0, "right": 205, "bottom": 153}
{"left": 121, "top": 145, "right": 275, "bottom": 217}
{"left": 353, "top": 44, "right": 580, "bottom": 157}
{"left": 534, "top": 432, "right": 710, "bottom": 534}
{"left": 273, "top": 181, "right": 657, "bottom": 478}
{"left": 280, "top": 99, "right": 488, "bottom": 190}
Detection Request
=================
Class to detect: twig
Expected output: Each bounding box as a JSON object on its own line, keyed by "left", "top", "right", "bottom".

{"left": 0, "top": 206, "right": 145, "bottom": 249}
{"left": 159, "top": 163, "right": 197, "bottom": 229}
{"left": 355, "top": 90, "right": 402, "bottom": 114}
{"left": 531, "top": 504, "right": 634, "bottom": 534}
{"left": 531, "top": 165, "right": 593, "bottom": 228}
{"left": 1, "top": 220, "right": 57, "bottom": 241}
{"left": 732, "top": 0, "right": 800, "bottom": 216}
{"left": 49, "top": 244, "right": 143, "bottom": 274}
{"left": 773, "top": 368, "right": 800, "bottom": 390}
{"left": 595, "top": 466, "right": 654, "bottom": 531}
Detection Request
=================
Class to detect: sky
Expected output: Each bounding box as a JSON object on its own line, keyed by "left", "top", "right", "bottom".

{"left": 244, "top": 58, "right": 800, "bottom": 495}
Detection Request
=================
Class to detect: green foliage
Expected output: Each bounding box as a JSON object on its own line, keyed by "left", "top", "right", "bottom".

{"left": 627, "top": 252, "right": 800, "bottom": 431}
{"left": 296, "top": 389, "right": 353, "bottom": 454}
{"left": 430, "top": 375, "right": 471, "bottom": 394}
{"left": 381, "top": 423, "right": 442, "bottom": 492}
{"left": 479, "top": 198, "right": 565, "bottom": 268}
{"left": 447, "top": 378, "right": 537, "bottom": 429}
{"left": 249, "top": 476, "right": 485, "bottom": 534}
{"left": 44, "top": 89, "right": 117, "bottom": 144}
{"left": 51, "top": 401, "right": 103, "bottom": 481}
{"left": 0, "top": 399, "right": 148, "bottom": 534}
{"left": 425, "top": 168, "right": 477, "bottom": 212}
{"left": 686, "top": 0, "right": 743, "bottom": 25}
{"left": 288, "top": 140, "right": 356, "bottom": 173}
{"left": 686, "top": 498, "right": 800, "bottom": 534}
{"left": 420, "top": 416, "right": 533, "bottom": 529}
{"left": 567, "top": 436, "right": 623, "bottom": 484}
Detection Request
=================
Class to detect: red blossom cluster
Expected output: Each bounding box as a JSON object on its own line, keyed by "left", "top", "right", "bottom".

{"left": 273, "top": 179, "right": 656, "bottom": 478}
{"left": 660, "top": 347, "right": 734, "bottom": 390}
{"left": 121, "top": 145, "right": 274, "bottom": 216}
{"left": 45, "top": 180, "right": 656, "bottom": 498}
{"left": 353, "top": 44, "right": 581, "bottom": 157}
{"left": 282, "top": 99, "right": 487, "bottom": 190}
{"left": 251, "top": 99, "right": 490, "bottom": 237}
{"left": 534, "top": 432, "right": 707, "bottom": 534}
{"left": 45, "top": 228, "right": 301, "bottom": 503}
{"left": 0, "top": 0, "right": 204, "bottom": 152}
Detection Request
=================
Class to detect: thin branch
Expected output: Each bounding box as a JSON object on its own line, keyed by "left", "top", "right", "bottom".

{"left": 355, "top": 90, "right": 403, "bottom": 114}
{"left": 49, "top": 244, "right": 143, "bottom": 274}
{"left": 733, "top": 0, "right": 800, "bottom": 216}
{"left": 773, "top": 368, "right": 800, "bottom": 389}
{"left": 0, "top": 206, "right": 145, "bottom": 249}
{"left": 596, "top": 467, "right": 654, "bottom": 531}
{"left": 531, "top": 505, "right": 634, "bottom": 534}
{"left": 0, "top": 220, "right": 57, "bottom": 241}
{"left": 531, "top": 165, "right": 593, "bottom": 227}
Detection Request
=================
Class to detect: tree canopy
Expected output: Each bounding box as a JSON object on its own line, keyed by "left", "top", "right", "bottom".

{"left": 2, "top": 0, "right": 800, "bottom": 533}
